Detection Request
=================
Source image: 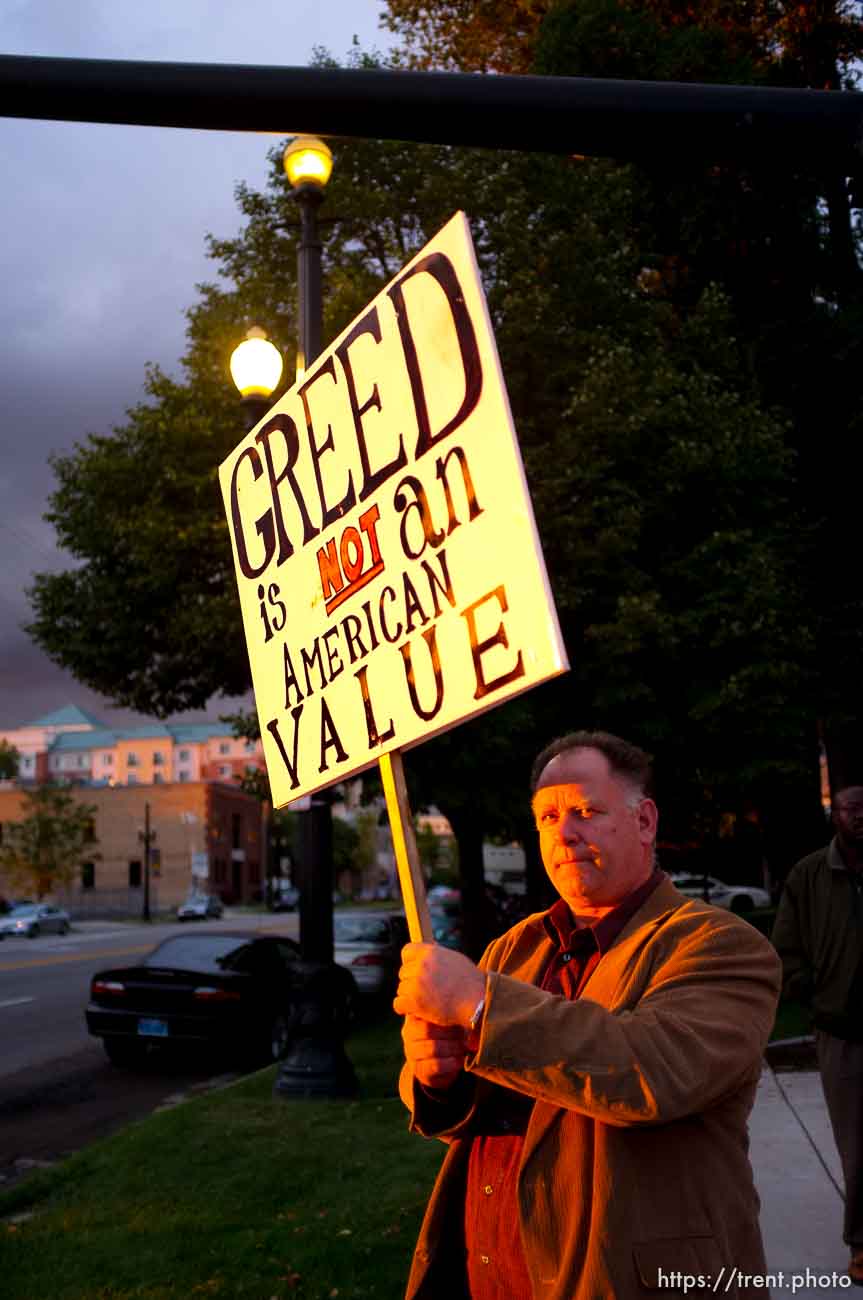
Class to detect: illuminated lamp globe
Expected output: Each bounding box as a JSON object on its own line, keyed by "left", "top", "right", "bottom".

{"left": 283, "top": 135, "right": 333, "bottom": 189}
{"left": 229, "top": 327, "right": 284, "bottom": 399}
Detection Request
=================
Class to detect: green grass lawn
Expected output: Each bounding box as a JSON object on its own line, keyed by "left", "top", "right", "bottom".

{"left": 0, "top": 1014, "right": 442, "bottom": 1300}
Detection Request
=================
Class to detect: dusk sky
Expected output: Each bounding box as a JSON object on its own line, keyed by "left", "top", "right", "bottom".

{"left": 0, "top": 1, "right": 394, "bottom": 732}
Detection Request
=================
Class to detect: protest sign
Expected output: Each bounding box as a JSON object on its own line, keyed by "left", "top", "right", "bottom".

{"left": 220, "top": 212, "right": 568, "bottom": 932}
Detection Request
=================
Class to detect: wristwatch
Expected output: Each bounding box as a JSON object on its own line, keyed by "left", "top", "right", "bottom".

{"left": 468, "top": 994, "right": 486, "bottom": 1034}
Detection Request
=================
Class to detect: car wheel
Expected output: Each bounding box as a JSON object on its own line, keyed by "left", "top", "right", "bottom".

{"left": 28, "top": 924, "right": 40, "bottom": 938}
{"left": 103, "top": 1037, "right": 147, "bottom": 1068}
{"left": 59, "top": 921, "right": 70, "bottom": 935}
{"left": 730, "top": 895, "right": 753, "bottom": 914}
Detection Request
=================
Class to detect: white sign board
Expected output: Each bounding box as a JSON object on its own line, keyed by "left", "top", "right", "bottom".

{"left": 191, "top": 852, "right": 209, "bottom": 878}
{"left": 220, "top": 212, "right": 568, "bottom": 809}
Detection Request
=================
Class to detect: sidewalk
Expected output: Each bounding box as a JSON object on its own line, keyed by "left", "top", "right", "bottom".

{"left": 750, "top": 1060, "right": 850, "bottom": 1297}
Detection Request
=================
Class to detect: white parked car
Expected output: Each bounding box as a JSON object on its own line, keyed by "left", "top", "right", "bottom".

{"left": 0, "top": 902, "right": 71, "bottom": 938}
{"left": 669, "top": 874, "right": 771, "bottom": 913}
{"left": 427, "top": 885, "right": 460, "bottom": 902}
{"left": 177, "top": 893, "right": 224, "bottom": 922}
{"left": 333, "top": 910, "right": 409, "bottom": 995}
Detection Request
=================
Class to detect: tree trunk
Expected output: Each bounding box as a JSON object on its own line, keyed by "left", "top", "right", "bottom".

{"left": 516, "top": 812, "right": 555, "bottom": 913}
{"left": 823, "top": 722, "right": 863, "bottom": 800}
{"left": 447, "top": 809, "right": 495, "bottom": 961}
{"left": 761, "top": 729, "right": 829, "bottom": 894}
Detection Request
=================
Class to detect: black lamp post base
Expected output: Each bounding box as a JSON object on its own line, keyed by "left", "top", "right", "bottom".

{"left": 273, "top": 1034, "right": 359, "bottom": 1100}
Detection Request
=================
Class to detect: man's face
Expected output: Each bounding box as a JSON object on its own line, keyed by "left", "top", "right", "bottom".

{"left": 531, "top": 747, "right": 658, "bottom": 914}
{"left": 834, "top": 787, "right": 863, "bottom": 850}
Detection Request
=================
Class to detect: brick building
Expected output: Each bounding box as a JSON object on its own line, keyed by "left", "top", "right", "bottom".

{"left": 0, "top": 779, "right": 268, "bottom": 917}
{"left": 0, "top": 705, "right": 271, "bottom": 916}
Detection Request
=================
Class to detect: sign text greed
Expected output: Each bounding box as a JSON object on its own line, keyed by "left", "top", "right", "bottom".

{"left": 220, "top": 213, "right": 567, "bottom": 808}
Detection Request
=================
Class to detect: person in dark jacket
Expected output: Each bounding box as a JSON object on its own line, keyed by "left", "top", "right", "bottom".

{"left": 773, "top": 784, "right": 863, "bottom": 1285}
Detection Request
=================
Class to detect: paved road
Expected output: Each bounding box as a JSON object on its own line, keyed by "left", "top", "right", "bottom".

{"left": 0, "top": 912, "right": 300, "bottom": 1189}
{"left": 0, "top": 927, "right": 157, "bottom": 1076}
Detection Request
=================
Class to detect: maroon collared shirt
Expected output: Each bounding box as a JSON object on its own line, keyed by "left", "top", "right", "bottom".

{"left": 463, "top": 869, "right": 665, "bottom": 1299}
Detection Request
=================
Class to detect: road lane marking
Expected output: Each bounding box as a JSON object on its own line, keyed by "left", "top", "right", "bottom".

{"left": 0, "top": 997, "right": 34, "bottom": 1009}
{"left": 0, "top": 945, "right": 153, "bottom": 973}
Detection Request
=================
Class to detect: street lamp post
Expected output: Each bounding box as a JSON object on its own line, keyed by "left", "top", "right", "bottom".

{"left": 283, "top": 134, "right": 332, "bottom": 379}
{"left": 281, "top": 134, "right": 339, "bottom": 971}
{"left": 279, "top": 136, "right": 355, "bottom": 1098}
{"left": 229, "top": 183, "right": 356, "bottom": 1093}
{"left": 138, "top": 802, "right": 156, "bottom": 922}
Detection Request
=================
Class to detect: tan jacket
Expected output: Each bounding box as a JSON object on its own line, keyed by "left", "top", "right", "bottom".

{"left": 400, "top": 877, "right": 781, "bottom": 1299}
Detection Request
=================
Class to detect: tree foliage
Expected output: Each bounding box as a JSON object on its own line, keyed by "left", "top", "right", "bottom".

{"left": 378, "top": 0, "right": 862, "bottom": 868}
{"left": 27, "top": 366, "right": 250, "bottom": 715}
{"left": 382, "top": 0, "right": 550, "bottom": 71}
{"left": 0, "top": 785, "right": 99, "bottom": 899}
{"left": 382, "top": 0, "right": 863, "bottom": 84}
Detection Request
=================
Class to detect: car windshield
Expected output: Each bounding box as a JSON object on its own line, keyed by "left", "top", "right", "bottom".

{"left": 145, "top": 935, "right": 248, "bottom": 972}
{"left": 333, "top": 916, "right": 392, "bottom": 944}
{"left": 8, "top": 905, "right": 37, "bottom": 917}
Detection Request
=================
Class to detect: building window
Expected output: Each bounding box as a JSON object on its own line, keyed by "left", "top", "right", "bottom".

{"left": 213, "top": 858, "right": 226, "bottom": 884}
{"left": 220, "top": 765, "right": 231, "bottom": 778}
{"left": 179, "top": 749, "right": 190, "bottom": 761}
{"left": 129, "top": 860, "right": 142, "bottom": 888}
{"left": 84, "top": 817, "right": 96, "bottom": 842}
{"left": 127, "top": 753, "right": 139, "bottom": 767}
{"left": 21, "top": 754, "right": 34, "bottom": 770}
{"left": 153, "top": 773, "right": 164, "bottom": 784}
{"left": 127, "top": 774, "right": 138, "bottom": 786}
{"left": 245, "top": 741, "right": 256, "bottom": 754}
{"left": 219, "top": 742, "right": 230, "bottom": 755}
{"left": 232, "top": 814, "right": 242, "bottom": 851}
{"left": 153, "top": 751, "right": 165, "bottom": 766}
{"left": 102, "top": 753, "right": 113, "bottom": 767}
{"left": 179, "top": 771, "right": 190, "bottom": 783}
{"left": 81, "top": 862, "right": 95, "bottom": 890}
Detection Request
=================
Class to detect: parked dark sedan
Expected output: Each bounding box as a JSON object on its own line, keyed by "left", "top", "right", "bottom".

{"left": 86, "top": 930, "right": 358, "bottom": 1069}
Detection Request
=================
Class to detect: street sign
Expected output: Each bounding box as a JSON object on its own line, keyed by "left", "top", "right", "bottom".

{"left": 220, "top": 212, "right": 568, "bottom": 811}
{"left": 191, "top": 851, "right": 209, "bottom": 878}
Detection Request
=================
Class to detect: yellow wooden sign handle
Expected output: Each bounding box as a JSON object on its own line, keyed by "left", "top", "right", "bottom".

{"left": 379, "top": 749, "right": 434, "bottom": 943}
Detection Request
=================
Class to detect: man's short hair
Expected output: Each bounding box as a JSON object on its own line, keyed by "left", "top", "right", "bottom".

{"left": 530, "top": 730, "right": 654, "bottom": 800}
{"left": 834, "top": 785, "right": 863, "bottom": 804}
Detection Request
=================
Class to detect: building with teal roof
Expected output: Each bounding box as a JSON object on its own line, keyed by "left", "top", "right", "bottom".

{"left": 0, "top": 706, "right": 264, "bottom": 790}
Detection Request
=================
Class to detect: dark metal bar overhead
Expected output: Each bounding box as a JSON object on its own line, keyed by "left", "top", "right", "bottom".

{"left": 0, "top": 54, "right": 861, "bottom": 169}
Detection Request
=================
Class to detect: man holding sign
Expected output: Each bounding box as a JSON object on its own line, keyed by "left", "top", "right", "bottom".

{"left": 395, "top": 731, "right": 780, "bottom": 1300}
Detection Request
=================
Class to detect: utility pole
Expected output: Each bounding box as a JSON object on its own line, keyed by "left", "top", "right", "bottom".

{"left": 138, "top": 802, "right": 156, "bottom": 922}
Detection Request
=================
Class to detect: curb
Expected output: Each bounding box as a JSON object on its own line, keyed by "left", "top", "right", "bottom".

{"left": 765, "top": 1035, "right": 817, "bottom": 1072}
